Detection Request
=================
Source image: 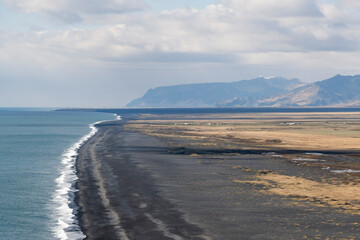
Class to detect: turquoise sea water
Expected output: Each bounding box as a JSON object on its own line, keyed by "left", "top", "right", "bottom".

{"left": 0, "top": 109, "right": 113, "bottom": 240}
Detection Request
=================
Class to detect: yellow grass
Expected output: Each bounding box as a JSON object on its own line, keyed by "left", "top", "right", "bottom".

{"left": 125, "top": 112, "right": 360, "bottom": 151}
{"left": 235, "top": 173, "right": 360, "bottom": 214}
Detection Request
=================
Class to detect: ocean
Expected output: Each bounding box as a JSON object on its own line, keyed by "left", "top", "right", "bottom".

{"left": 0, "top": 109, "right": 113, "bottom": 240}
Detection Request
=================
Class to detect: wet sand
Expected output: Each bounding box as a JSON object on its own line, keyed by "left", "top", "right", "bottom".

{"left": 76, "top": 119, "right": 360, "bottom": 240}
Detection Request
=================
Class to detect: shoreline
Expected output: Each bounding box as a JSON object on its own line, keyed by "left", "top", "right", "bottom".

{"left": 75, "top": 115, "right": 360, "bottom": 239}
{"left": 53, "top": 115, "right": 120, "bottom": 239}
{"left": 75, "top": 120, "right": 209, "bottom": 239}
{"left": 52, "top": 120, "right": 101, "bottom": 240}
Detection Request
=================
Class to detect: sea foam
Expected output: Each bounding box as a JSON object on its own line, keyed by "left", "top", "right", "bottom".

{"left": 51, "top": 115, "right": 121, "bottom": 240}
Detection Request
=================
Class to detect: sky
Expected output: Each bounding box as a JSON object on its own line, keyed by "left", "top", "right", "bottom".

{"left": 1, "top": 0, "right": 360, "bottom": 107}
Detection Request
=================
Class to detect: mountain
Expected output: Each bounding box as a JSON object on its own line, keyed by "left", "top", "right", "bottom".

{"left": 257, "top": 74, "right": 360, "bottom": 107}
{"left": 127, "top": 77, "right": 304, "bottom": 108}
{"left": 127, "top": 74, "right": 360, "bottom": 108}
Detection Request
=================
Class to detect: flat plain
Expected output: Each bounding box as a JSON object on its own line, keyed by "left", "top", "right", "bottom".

{"left": 125, "top": 112, "right": 360, "bottom": 216}
{"left": 125, "top": 112, "right": 360, "bottom": 151}
{"left": 77, "top": 112, "right": 360, "bottom": 239}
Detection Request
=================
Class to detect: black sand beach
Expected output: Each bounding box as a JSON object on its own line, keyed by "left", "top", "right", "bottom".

{"left": 76, "top": 119, "right": 360, "bottom": 240}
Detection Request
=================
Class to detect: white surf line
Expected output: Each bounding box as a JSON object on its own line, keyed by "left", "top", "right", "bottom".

{"left": 52, "top": 124, "right": 99, "bottom": 240}
{"left": 114, "top": 114, "right": 122, "bottom": 120}
{"left": 51, "top": 115, "right": 121, "bottom": 240}
{"left": 90, "top": 129, "right": 129, "bottom": 240}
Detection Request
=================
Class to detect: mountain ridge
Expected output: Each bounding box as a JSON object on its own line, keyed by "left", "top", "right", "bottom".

{"left": 255, "top": 74, "right": 360, "bottom": 107}
{"left": 127, "top": 77, "right": 305, "bottom": 107}
{"left": 127, "top": 74, "right": 360, "bottom": 108}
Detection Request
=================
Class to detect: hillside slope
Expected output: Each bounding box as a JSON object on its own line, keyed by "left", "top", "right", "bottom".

{"left": 258, "top": 75, "right": 360, "bottom": 107}
{"left": 127, "top": 77, "right": 304, "bottom": 107}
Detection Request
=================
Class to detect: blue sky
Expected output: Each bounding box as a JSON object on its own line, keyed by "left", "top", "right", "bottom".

{"left": 1, "top": 0, "right": 360, "bottom": 107}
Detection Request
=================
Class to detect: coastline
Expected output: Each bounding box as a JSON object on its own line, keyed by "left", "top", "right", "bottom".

{"left": 75, "top": 119, "right": 209, "bottom": 239}
{"left": 0, "top": 110, "right": 116, "bottom": 240}
{"left": 52, "top": 120, "right": 103, "bottom": 239}
{"left": 75, "top": 114, "right": 360, "bottom": 239}
{"left": 53, "top": 115, "right": 119, "bottom": 239}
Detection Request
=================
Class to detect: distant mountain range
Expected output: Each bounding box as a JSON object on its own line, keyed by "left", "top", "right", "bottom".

{"left": 126, "top": 74, "right": 360, "bottom": 108}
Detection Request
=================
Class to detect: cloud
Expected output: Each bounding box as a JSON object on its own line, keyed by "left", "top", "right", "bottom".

{"left": 2, "top": 0, "right": 360, "bottom": 62}
{"left": 222, "top": 0, "right": 322, "bottom": 17}
{"left": 2, "top": 0, "right": 360, "bottom": 106}
{"left": 1, "top": 0, "right": 146, "bottom": 23}
{"left": 341, "top": 0, "right": 360, "bottom": 10}
{"left": 102, "top": 52, "right": 236, "bottom": 63}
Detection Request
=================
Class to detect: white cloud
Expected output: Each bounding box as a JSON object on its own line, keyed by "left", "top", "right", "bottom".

{"left": 2, "top": 0, "right": 360, "bottom": 63}
{"left": 222, "top": 0, "right": 322, "bottom": 17}
{"left": 2, "top": 0, "right": 360, "bottom": 106}
{"left": 341, "top": 0, "right": 360, "bottom": 10}
{"left": 1, "top": 0, "right": 146, "bottom": 22}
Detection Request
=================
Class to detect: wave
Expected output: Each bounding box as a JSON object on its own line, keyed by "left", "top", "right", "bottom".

{"left": 114, "top": 114, "right": 122, "bottom": 120}
{"left": 51, "top": 115, "right": 121, "bottom": 240}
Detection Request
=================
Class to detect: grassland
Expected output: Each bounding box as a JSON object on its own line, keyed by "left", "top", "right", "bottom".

{"left": 234, "top": 171, "right": 360, "bottom": 215}
{"left": 125, "top": 112, "right": 360, "bottom": 215}
{"left": 125, "top": 112, "right": 360, "bottom": 152}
